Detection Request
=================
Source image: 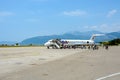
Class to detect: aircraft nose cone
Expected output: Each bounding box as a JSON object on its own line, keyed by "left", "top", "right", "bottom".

{"left": 44, "top": 42, "right": 49, "bottom": 46}
{"left": 44, "top": 42, "right": 47, "bottom": 46}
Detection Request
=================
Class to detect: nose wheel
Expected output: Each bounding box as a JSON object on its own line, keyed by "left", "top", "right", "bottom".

{"left": 47, "top": 46, "right": 49, "bottom": 49}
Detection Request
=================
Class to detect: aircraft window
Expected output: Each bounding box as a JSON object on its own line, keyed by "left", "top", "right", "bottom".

{"left": 87, "top": 41, "right": 89, "bottom": 43}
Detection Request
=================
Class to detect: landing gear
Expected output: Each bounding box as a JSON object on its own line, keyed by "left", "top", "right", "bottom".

{"left": 47, "top": 46, "right": 49, "bottom": 49}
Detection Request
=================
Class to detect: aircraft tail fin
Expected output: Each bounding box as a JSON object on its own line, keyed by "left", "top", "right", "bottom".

{"left": 90, "top": 34, "right": 104, "bottom": 41}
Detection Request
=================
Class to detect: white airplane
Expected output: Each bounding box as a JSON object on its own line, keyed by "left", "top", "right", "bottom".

{"left": 44, "top": 34, "right": 104, "bottom": 49}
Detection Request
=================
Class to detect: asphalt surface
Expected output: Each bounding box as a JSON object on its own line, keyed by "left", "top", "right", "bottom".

{"left": 0, "top": 46, "right": 120, "bottom": 80}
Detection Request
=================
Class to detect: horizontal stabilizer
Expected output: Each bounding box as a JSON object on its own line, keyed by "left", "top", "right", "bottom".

{"left": 90, "top": 34, "right": 105, "bottom": 41}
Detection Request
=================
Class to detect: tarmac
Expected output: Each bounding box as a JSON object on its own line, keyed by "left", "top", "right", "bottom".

{"left": 0, "top": 46, "right": 120, "bottom": 80}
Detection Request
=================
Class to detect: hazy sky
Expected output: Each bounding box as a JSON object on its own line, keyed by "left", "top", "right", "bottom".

{"left": 0, "top": 0, "right": 120, "bottom": 41}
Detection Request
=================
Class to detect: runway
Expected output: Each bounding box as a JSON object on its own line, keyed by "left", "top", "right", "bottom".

{"left": 0, "top": 46, "right": 120, "bottom": 80}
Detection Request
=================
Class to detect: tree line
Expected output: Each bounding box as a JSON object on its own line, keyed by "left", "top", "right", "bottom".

{"left": 100, "top": 38, "right": 120, "bottom": 45}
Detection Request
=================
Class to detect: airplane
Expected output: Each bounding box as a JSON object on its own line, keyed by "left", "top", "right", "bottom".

{"left": 44, "top": 34, "right": 104, "bottom": 49}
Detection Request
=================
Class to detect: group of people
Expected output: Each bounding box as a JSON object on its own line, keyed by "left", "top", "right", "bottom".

{"left": 104, "top": 45, "right": 109, "bottom": 50}
{"left": 87, "top": 44, "right": 109, "bottom": 50}
{"left": 87, "top": 45, "right": 99, "bottom": 50}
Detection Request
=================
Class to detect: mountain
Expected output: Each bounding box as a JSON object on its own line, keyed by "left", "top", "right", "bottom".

{"left": 20, "top": 31, "right": 120, "bottom": 45}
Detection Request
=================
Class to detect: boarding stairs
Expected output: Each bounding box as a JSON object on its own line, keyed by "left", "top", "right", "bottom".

{"left": 51, "top": 39, "right": 62, "bottom": 49}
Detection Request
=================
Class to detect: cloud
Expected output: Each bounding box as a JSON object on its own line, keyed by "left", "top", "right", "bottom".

{"left": 107, "top": 9, "right": 117, "bottom": 18}
{"left": 99, "top": 24, "right": 120, "bottom": 32}
{"left": 63, "top": 10, "right": 87, "bottom": 16}
{"left": 91, "top": 26, "right": 98, "bottom": 29}
{"left": 84, "top": 24, "right": 120, "bottom": 32}
{"left": 0, "top": 11, "right": 14, "bottom": 16}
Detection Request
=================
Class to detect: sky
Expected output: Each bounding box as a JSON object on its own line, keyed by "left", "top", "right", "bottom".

{"left": 0, "top": 0, "right": 120, "bottom": 41}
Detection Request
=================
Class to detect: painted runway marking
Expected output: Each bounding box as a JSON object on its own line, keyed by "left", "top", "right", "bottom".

{"left": 96, "top": 72, "right": 120, "bottom": 80}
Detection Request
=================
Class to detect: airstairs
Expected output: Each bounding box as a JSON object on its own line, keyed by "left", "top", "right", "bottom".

{"left": 51, "top": 39, "right": 62, "bottom": 49}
